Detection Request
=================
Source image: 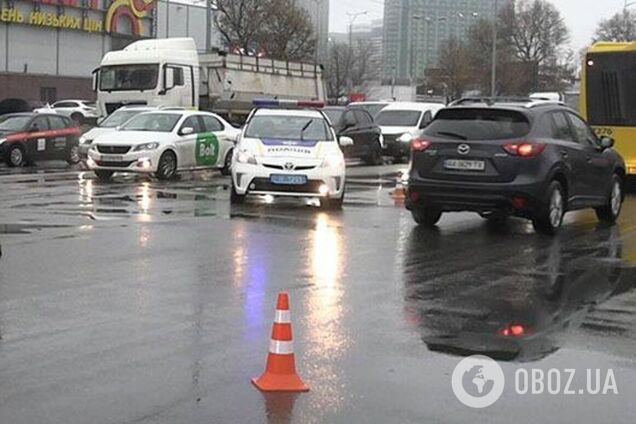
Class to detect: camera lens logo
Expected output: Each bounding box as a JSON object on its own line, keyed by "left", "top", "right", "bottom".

{"left": 452, "top": 355, "right": 505, "bottom": 408}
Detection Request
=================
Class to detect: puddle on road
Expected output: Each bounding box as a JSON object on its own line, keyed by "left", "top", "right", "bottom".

{"left": 403, "top": 224, "right": 636, "bottom": 362}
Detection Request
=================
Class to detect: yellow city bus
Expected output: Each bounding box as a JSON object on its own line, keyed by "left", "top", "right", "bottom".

{"left": 581, "top": 42, "right": 636, "bottom": 176}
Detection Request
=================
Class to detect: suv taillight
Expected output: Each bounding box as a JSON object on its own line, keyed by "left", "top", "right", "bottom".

{"left": 411, "top": 138, "right": 432, "bottom": 152}
{"left": 503, "top": 142, "right": 546, "bottom": 158}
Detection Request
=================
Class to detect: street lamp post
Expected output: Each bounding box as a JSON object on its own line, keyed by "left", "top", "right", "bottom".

{"left": 310, "top": 0, "right": 322, "bottom": 64}
{"left": 491, "top": 0, "right": 498, "bottom": 97}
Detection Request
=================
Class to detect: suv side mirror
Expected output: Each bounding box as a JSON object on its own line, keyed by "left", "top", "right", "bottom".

{"left": 599, "top": 136, "right": 615, "bottom": 150}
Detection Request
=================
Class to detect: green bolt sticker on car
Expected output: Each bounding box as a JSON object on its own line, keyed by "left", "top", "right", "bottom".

{"left": 196, "top": 132, "right": 220, "bottom": 166}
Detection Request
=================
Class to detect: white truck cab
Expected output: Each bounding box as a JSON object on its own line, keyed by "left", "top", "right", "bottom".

{"left": 94, "top": 38, "right": 200, "bottom": 117}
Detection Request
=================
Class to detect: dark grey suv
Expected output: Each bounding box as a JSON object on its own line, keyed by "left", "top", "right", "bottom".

{"left": 405, "top": 99, "right": 626, "bottom": 234}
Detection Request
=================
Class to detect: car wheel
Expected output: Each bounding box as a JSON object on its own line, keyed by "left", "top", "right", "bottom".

{"left": 67, "top": 145, "right": 80, "bottom": 165}
{"left": 155, "top": 151, "right": 177, "bottom": 181}
{"left": 221, "top": 148, "right": 233, "bottom": 176}
{"left": 532, "top": 180, "right": 565, "bottom": 235}
{"left": 95, "top": 170, "right": 114, "bottom": 181}
{"left": 71, "top": 113, "right": 84, "bottom": 125}
{"left": 230, "top": 183, "right": 246, "bottom": 204}
{"left": 364, "top": 143, "right": 383, "bottom": 166}
{"left": 595, "top": 174, "right": 623, "bottom": 223}
{"left": 411, "top": 206, "right": 442, "bottom": 227}
{"left": 6, "top": 144, "right": 26, "bottom": 167}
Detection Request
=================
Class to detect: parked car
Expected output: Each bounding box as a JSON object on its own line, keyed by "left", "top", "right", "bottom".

{"left": 36, "top": 100, "right": 98, "bottom": 124}
{"left": 405, "top": 99, "right": 626, "bottom": 235}
{"left": 0, "top": 113, "right": 81, "bottom": 166}
{"left": 375, "top": 102, "right": 445, "bottom": 161}
{"left": 79, "top": 106, "right": 157, "bottom": 159}
{"left": 347, "top": 101, "right": 391, "bottom": 119}
{"left": 87, "top": 110, "right": 240, "bottom": 181}
{"left": 323, "top": 106, "right": 384, "bottom": 165}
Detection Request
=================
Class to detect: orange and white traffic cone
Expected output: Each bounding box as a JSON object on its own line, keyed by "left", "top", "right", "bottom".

{"left": 252, "top": 292, "right": 309, "bottom": 392}
{"left": 392, "top": 175, "right": 407, "bottom": 202}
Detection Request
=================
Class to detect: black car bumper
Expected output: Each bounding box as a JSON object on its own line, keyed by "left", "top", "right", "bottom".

{"left": 405, "top": 176, "right": 547, "bottom": 215}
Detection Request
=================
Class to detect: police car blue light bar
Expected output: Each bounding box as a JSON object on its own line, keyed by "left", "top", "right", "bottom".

{"left": 253, "top": 99, "right": 325, "bottom": 108}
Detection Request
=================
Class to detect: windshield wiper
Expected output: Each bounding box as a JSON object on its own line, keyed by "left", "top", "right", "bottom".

{"left": 435, "top": 131, "right": 468, "bottom": 140}
{"left": 300, "top": 120, "right": 314, "bottom": 141}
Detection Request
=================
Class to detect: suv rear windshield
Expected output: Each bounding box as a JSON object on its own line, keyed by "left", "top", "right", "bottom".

{"left": 424, "top": 108, "right": 531, "bottom": 140}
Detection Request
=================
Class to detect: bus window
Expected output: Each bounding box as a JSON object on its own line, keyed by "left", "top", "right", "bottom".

{"left": 586, "top": 52, "right": 636, "bottom": 126}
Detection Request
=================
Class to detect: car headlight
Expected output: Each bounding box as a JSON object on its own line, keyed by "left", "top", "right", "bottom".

{"left": 133, "top": 142, "right": 160, "bottom": 152}
{"left": 398, "top": 133, "right": 414, "bottom": 143}
{"left": 236, "top": 150, "right": 257, "bottom": 165}
{"left": 321, "top": 154, "right": 344, "bottom": 168}
{"left": 79, "top": 136, "right": 93, "bottom": 145}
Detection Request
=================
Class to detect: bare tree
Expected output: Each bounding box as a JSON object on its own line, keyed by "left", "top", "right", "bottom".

{"left": 215, "top": 0, "right": 271, "bottom": 54}
{"left": 326, "top": 43, "right": 349, "bottom": 100}
{"left": 500, "top": 0, "right": 570, "bottom": 91}
{"left": 258, "top": 0, "right": 316, "bottom": 61}
{"left": 426, "top": 37, "right": 472, "bottom": 100}
{"left": 594, "top": 10, "right": 636, "bottom": 42}
{"left": 325, "top": 39, "right": 373, "bottom": 100}
{"left": 215, "top": 0, "right": 316, "bottom": 61}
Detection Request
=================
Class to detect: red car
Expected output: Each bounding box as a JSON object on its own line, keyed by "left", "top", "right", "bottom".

{"left": 0, "top": 113, "right": 81, "bottom": 167}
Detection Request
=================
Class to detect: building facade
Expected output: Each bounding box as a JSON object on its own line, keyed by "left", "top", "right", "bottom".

{"left": 0, "top": 0, "right": 221, "bottom": 106}
{"left": 383, "top": 0, "right": 499, "bottom": 81}
{"left": 295, "top": 0, "right": 329, "bottom": 64}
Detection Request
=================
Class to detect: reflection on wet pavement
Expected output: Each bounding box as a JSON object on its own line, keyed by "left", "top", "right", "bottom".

{"left": 2, "top": 163, "right": 636, "bottom": 424}
{"left": 404, "top": 222, "right": 636, "bottom": 362}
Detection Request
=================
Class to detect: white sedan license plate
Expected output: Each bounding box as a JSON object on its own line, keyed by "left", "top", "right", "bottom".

{"left": 444, "top": 159, "right": 486, "bottom": 171}
{"left": 99, "top": 154, "right": 124, "bottom": 162}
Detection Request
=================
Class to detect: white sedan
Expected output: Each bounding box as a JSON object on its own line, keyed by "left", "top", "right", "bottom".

{"left": 87, "top": 110, "right": 240, "bottom": 181}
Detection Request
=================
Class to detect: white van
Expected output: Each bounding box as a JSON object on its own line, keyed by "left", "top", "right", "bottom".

{"left": 374, "top": 102, "right": 445, "bottom": 160}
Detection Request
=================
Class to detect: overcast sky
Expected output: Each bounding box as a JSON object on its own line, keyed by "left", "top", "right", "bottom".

{"left": 329, "top": 0, "right": 629, "bottom": 51}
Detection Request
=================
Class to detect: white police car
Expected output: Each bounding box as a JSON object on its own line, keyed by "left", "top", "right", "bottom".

{"left": 87, "top": 110, "right": 240, "bottom": 181}
{"left": 231, "top": 100, "right": 354, "bottom": 209}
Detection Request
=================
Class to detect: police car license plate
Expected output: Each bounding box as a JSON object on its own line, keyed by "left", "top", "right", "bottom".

{"left": 444, "top": 159, "right": 486, "bottom": 171}
{"left": 270, "top": 174, "right": 307, "bottom": 185}
{"left": 99, "top": 154, "right": 124, "bottom": 162}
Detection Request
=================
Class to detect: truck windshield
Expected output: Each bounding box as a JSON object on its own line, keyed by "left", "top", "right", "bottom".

{"left": 245, "top": 116, "right": 331, "bottom": 141}
{"left": 99, "top": 64, "right": 159, "bottom": 91}
{"left": 100, "top": 109, "right": 146, "bottom": 128}
{"left": 121, "top": 113, "right": 181, "bottom": 132}
{"left": 375, "top": 110, "right": 422, "bottom": 127}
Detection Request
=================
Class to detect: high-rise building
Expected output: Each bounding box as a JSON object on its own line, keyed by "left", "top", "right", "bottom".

{"left": 383, "top": 0, "right": 500, "bottom": 81}
{"left": 295, "top": 0, "right": 330, "bottom": 64}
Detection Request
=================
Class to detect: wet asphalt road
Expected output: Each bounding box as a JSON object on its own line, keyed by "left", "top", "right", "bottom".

{"left": 1, "top": 161, "right": 636, "bottom": 424}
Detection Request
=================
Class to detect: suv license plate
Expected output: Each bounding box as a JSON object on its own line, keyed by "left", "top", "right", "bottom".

{"left": 444, "top": 159, "right": 486, "bottom": 171}
{"left": 270, "top": 174, "right": 308, "bottom": 185}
